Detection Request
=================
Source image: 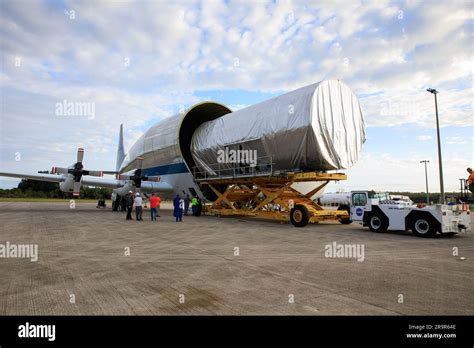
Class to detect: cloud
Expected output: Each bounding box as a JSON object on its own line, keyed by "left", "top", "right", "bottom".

{"left": 1, "top": 0, "right": 470, "bottom": 122}
{"left": 417, "top": 135, "right": 432, "bottom": 141}
{"left": 446, "top": 136, "right": 468, "bottom": 145}
{"left": 329, "top": 151, "right": 469, "bottom": 193}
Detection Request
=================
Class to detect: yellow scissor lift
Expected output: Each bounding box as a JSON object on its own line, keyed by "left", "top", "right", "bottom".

{"left": 193, "top": 161, "right": 350, "bottom": 227}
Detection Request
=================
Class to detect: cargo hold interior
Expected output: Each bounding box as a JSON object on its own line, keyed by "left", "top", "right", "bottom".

{"left": 178, "top": 102, "right": 231, "bottom": 174}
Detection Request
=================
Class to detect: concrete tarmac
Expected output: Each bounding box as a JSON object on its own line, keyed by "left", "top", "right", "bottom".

{"left": 0, "top": 202, "right": 472, "bottom": 315}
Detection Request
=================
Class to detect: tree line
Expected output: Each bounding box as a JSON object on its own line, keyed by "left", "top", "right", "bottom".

{"left": 0, "top": 179, "right": 112, "bottom": 199}
{"left": 393, "top": 192, "right": 464, "bottom": 204}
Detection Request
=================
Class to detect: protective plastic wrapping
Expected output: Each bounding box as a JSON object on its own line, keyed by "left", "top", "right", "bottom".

{"left": 191, "top": 80, "right": 365, "bottom": 175}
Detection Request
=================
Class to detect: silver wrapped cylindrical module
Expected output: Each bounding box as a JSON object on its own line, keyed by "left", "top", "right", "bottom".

{"left": 191, "top": 80, "right": 365, "bottom": 175}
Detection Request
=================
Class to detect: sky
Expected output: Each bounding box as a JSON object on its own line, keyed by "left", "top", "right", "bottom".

{"left": 0, "top": 0, "right": 472, "bottom": 193}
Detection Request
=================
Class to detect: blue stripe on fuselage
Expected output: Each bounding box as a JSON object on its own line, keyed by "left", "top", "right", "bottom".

{"left": 141, "top": 162, "right": 189, "bottom": 176}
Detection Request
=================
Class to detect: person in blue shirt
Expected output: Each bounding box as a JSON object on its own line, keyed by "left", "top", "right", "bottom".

{"left": 173, "top": 194, "right": 183, "bottom": 222}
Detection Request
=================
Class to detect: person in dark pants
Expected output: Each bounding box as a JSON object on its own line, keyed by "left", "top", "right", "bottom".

{"left": 173, "top": 194, "right": 183, "bottom": 222}
{"left": 184, "top": 194, "right": 191, "bottom": 215}
{"left": 196, "top": 197, "right": 203, "bottom": 216}
{"left": 125, "top": 191, "right": 134, "bottom": 220}
{"left": 121, "top": 197, "right": 127, "bottom": 211}
{"left": 191, "top": 196, "right": 198, "bottom": 216}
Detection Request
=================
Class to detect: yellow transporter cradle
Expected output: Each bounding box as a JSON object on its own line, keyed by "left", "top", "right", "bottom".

{"left": 197, "top": 171, "right": 350, "bottom": 227}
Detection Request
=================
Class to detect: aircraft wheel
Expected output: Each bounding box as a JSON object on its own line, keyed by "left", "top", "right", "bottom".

{"left": 339, "top": 217, "right": 352, "bottom": 225}
{"left": 338, "top": 205, "right": 352, "bottom": 224}
{"left": 290, "top": 204, "right": 310, "bottom": 227}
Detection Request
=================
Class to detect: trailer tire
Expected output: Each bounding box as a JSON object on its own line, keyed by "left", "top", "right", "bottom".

{"left": 338, "top": 204, "right": 352, "bottom": 224}
{"left": 290, "top": 205, "right": 310, "bottom": 227}
{"left": 366, "top": 212, "right": 388, "bottom": 233}
{"left": 411, "top": 215, "right": 437, "bottom": 238}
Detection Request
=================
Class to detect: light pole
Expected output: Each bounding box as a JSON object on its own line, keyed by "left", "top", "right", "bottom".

{"left": 426, "top": 88, "right": 445, "bottom": 204}
{"left": 420, "top": 160, "right": 430, "bottom": 204}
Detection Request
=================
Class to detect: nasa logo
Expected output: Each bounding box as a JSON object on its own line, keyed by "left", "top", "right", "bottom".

{"left": 356, "top": 208, "right": 363, "bottom": 216}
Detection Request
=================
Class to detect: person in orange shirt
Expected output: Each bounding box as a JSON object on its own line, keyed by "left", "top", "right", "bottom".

{"left": 149, "top": 193, "right": 159, "bottom": 221}
{"left": 467, "top": 168, "right": 474, "bottom": 194}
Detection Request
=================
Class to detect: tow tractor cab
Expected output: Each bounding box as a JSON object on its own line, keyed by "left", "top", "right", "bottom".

{"left": 348, "top": 191, "right": 471, "bottom": 238}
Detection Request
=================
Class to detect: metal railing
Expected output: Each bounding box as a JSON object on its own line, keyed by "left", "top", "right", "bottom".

{"left": 192, "top": 156, "right": 275, "bottom": 181}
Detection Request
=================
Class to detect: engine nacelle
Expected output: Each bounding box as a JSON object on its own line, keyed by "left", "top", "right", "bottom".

{"left": 112, "top": 183, "right": 136, "bottom": 197}
{"left": 59, "top": 177, "right": 76, "bottom": 193}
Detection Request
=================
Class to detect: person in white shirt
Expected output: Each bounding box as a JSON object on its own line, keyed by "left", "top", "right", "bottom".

{"left": 134, "top": 193, "right": 143, "bottom": 221}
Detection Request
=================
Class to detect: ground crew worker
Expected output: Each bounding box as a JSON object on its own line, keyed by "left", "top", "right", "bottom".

{"left": 467, "top": 168, "right": 474, "bottom": 194}
{"left": 173, "top": 194, "right": 183, "bottom": 222}
{"left": 191, "top": 195, "right": 198, "bottom": 216}
{"left": 184, "top": 194, "right": 191, "bottom": 215}
{"left": 149, "top": 193, "right": 159, "bottom": 221}
{"left": 196, "top": 196, "right": 203, "bottom": 216}
{"left": 134, "top": 192, "right": 143, "bottom": 221}
{"left": 125, "top": 191, "right": 134, "bottom": 220}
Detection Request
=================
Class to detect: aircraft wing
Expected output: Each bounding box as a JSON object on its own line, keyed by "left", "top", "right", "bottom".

{"left": 0, "top": 171, "right": 174, "bottom": 192}
{"left": 80, "top": 176, "right": 123, "bottom": 189}
{"left": 0, "top": 172, "right": 65, "bottom": 183}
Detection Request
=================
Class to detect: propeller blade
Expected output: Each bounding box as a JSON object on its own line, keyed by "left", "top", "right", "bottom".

{"left": 51, "top": 167, "right": 69, "bottom": 174}
{"left": 72, "top": 181, "right": 81, "bottom": 197}
{"left": 87, "top": 170, "right": 103, "bottom": 177}
{"left": 136, "top": 156, "right": 143, "bottom": 170}
{"left": 117, "top": 174, "right": 131, "bottom": 180}
{"left": 77, "top": 148, "right": 85, "bottom": 163}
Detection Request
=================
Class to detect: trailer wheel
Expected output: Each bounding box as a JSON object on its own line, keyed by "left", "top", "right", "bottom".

{"left": 290, "top": 204, "right": 310, "bottom": 227}
{"left": 338, "top": 205, "right": 352, "bottom": 224}
{"left": 411, "top": 215, "right": 437, "bottom": 238}
{"left": 367, "top": 212, "right": 388, "bottom": 233}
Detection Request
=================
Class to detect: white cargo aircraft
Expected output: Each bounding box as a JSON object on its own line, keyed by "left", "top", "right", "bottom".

{"left": 0, "top": 102, "right": 262, "bottom": 208}
{"left": 2, "top": 78, "right": 363, "bottom": 208}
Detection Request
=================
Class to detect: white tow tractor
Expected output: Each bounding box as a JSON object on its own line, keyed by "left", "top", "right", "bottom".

{"left": 338, "top": 191, "right": 471, "bottom": 238}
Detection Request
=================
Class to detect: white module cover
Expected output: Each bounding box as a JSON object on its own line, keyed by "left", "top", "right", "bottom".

{"left": 191, "top": 80, "right": 366, "bottom": 174}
